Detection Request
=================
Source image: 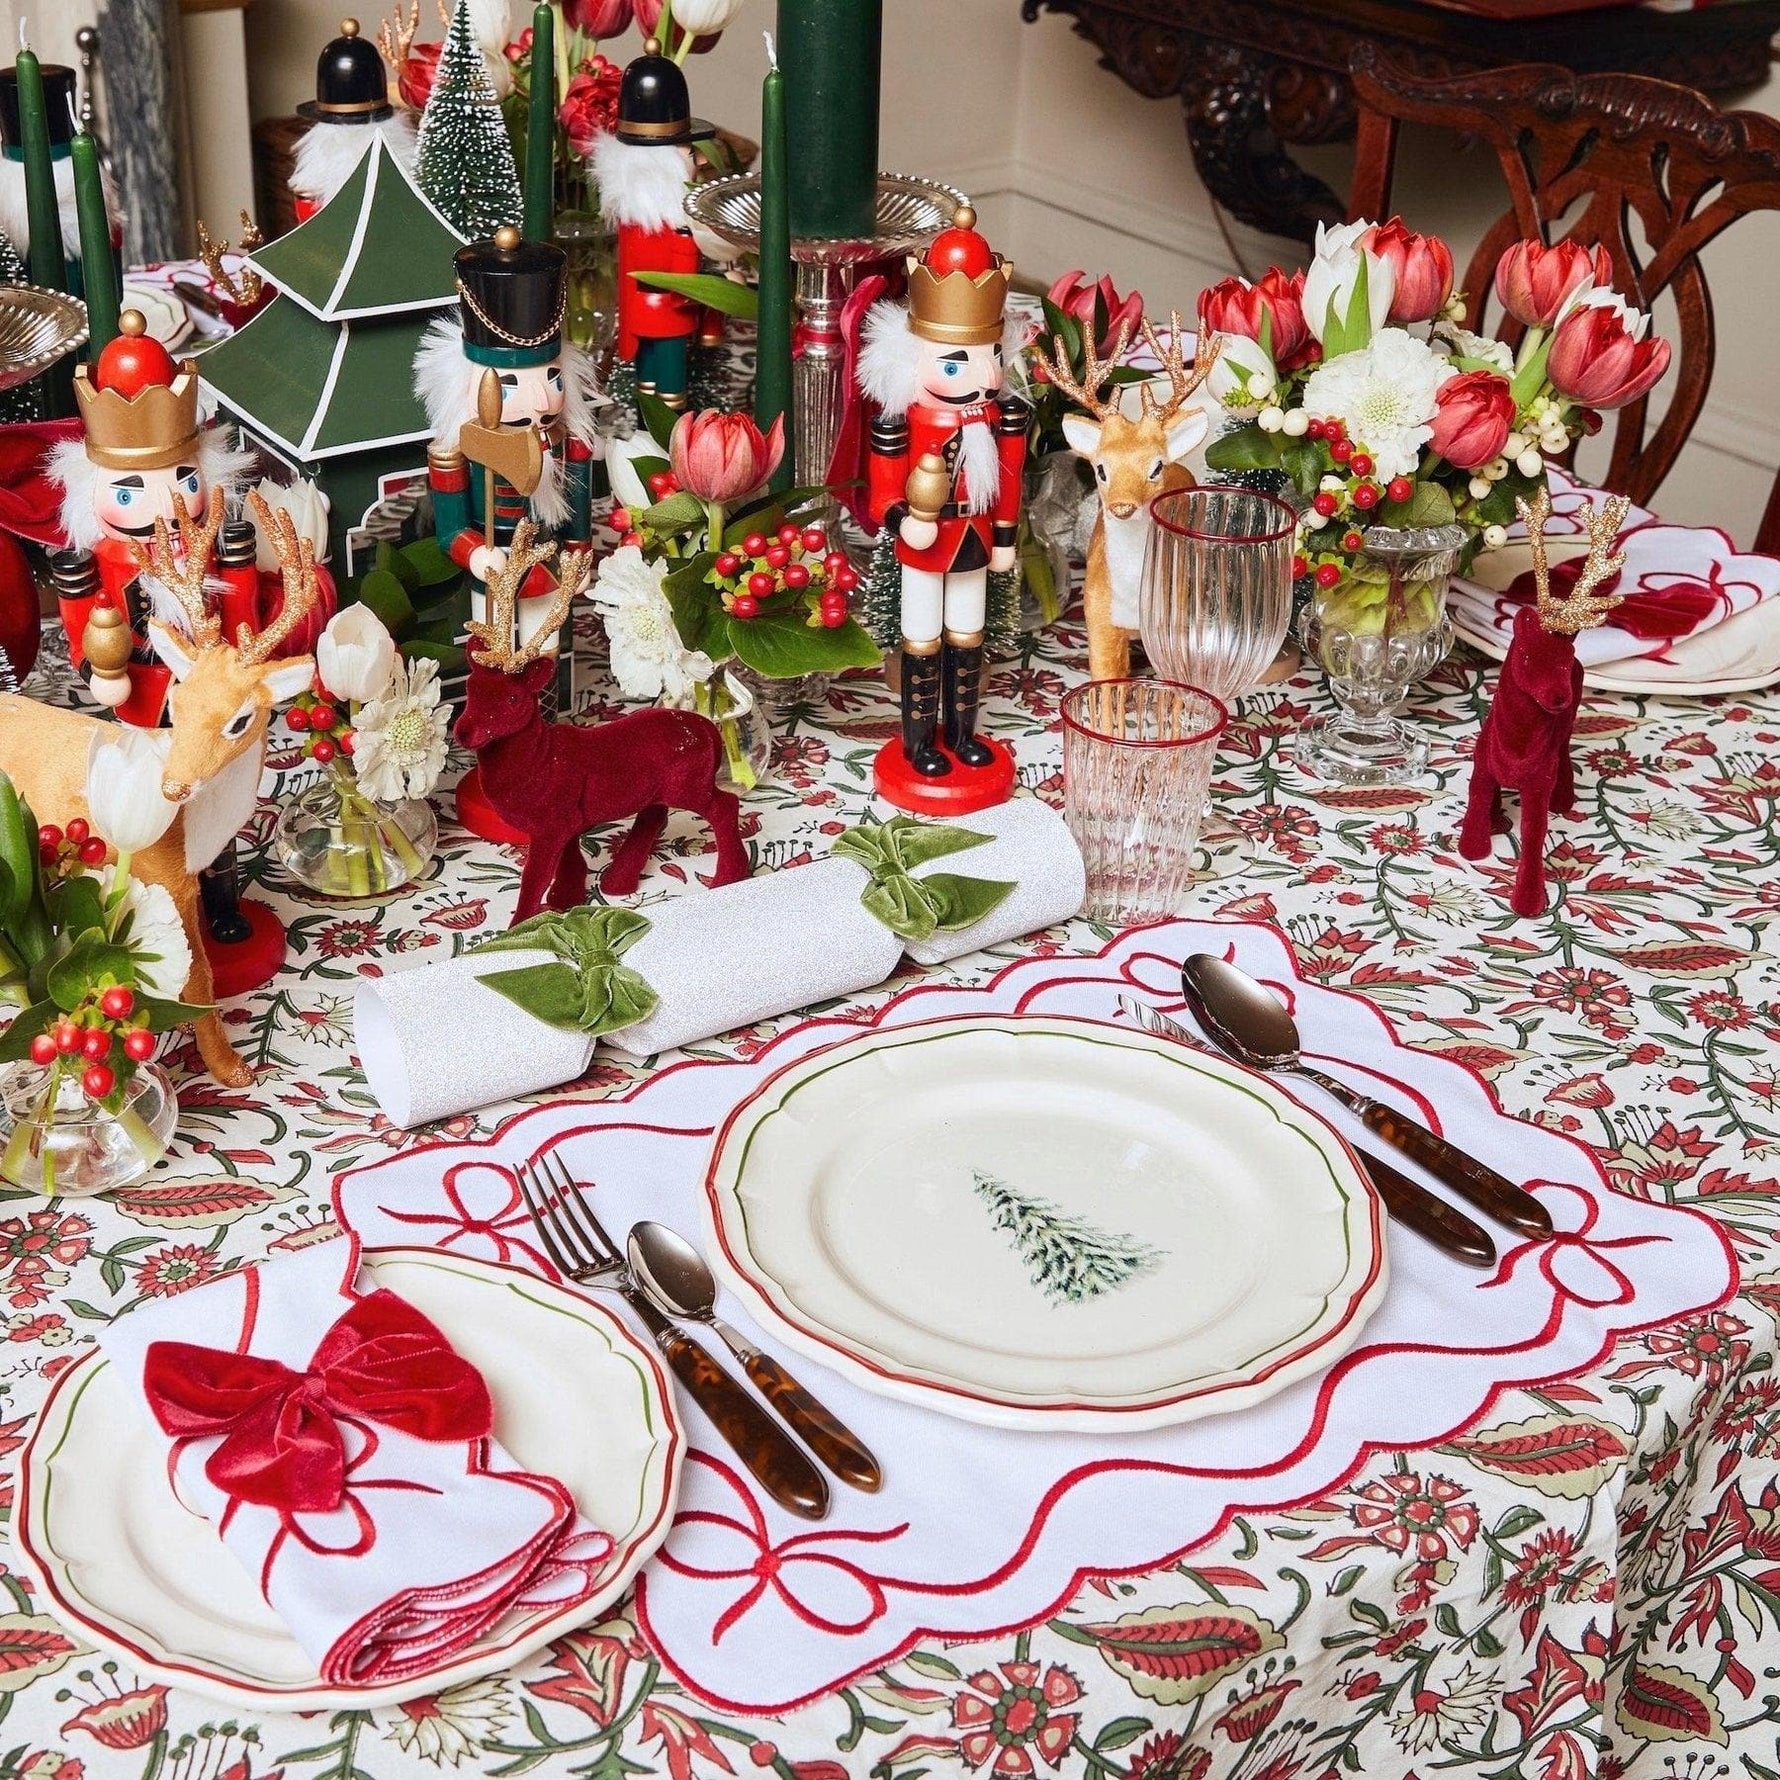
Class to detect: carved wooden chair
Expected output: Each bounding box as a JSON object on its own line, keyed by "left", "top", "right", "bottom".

{"left": 1347, "top": 43, "right": 1780, "bottom": 552}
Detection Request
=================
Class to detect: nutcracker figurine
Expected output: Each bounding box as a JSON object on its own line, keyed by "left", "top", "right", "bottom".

{"left": 290, "top": 17, "right": 417, "bottom": 224}
{"left": 46, "top": 308, "right": 336, "bottom": 995}
{"left": 0, "top": 61, "right": 119, "bottom": 297}
{"left": 859, "top": 205, "right": 1025, "bottom": 813}
{"left": 415, "top": 224, "right": 599, "bottom": 840}
{"left": 589, "top": 41, "right": 723, "bottom": 410}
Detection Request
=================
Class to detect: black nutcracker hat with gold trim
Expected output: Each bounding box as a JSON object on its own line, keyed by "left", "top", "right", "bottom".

{"left": 615, "top": 40, "right": 715, "bottom": 147}
{"left": 298, "top": 18, "right": 394, "bottom": 125}
{"left": 455, "top": 226, "right": 568, "bottom": 371}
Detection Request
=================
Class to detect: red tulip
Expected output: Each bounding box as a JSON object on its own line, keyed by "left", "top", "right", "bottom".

{"left": 1428, "top": 369, "right": 1515, "bottom": 470}
{"left": 669, "top": 410, "right": 786, "bottom": 503}
{"left": 564, "top": 0, "right": 634, "bottom": 35}
{"left": 631, "top": 0, "right": 722, "bottom": 52}
{"left": 1494, "top": 239, "right": 1612, "bottom": 328}
{"left": 397, "top": 40, "right": 440, "bottom": 111}
{"left": 1047, "top": 270, "right": 1145, "bottom": 358}
{"left": 1362, "top": 218, "right": 1453, "bottom": 325}
{"left": 1547, "top": 289, "right": 1672, "bottom": 409}
{"left": 559, "top": 56, "right": 623, "bottom": 155}
{"left": 1197, "top": 268, "right": 1310, "bottom": 372}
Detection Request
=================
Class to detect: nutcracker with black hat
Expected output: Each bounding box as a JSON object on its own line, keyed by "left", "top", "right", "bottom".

{"left": 0, "top": 60, "right": 119, "bottom": 298}
{"left": 590, "top": 39, "right": 728, "bottom": 410}
{"left": 290, "top": 17, "right": 416, "bottom": 224}
{"left": 859, "top": 205, "right": 1027, "bottom": 814}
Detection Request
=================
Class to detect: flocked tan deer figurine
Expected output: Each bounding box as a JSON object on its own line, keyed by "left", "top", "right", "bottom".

{"left": 0, "top": 493, "right": 318, "bottom": 1085}
{"left": 1048, "top": 313, "right": 1219, "bottom": 681}
{"left": 454, "top": 522, "right": 748, "bottom": 920}
{"left": 1460, "top": 487, "right": 1631, "bottom": 917}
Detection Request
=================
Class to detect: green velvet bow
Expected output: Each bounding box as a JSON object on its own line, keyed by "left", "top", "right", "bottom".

{"left": 833, "top": 817, "right": 1017, "bottom": 944}
{"left": 471, "top": 907, "right": 658, "bottom": 1038}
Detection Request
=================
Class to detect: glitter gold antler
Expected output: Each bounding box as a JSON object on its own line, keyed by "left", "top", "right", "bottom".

{"left": 377, "top": 0, "right": 420, "bottom": 71}
{"left": 1518, "top": 487, "right": 1633, "bottom": 636}
{"left": 196, "top": 212, "right": 265, "bottom": 309}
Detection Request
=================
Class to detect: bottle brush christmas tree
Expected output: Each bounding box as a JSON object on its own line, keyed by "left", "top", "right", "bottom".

{"left": 415, "top": 0, "right": 522, "bottom": 242}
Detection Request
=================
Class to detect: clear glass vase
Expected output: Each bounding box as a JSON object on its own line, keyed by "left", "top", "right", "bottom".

{"left": 0, "top": 1060, "right": 178, "bottom": 1196}
{"left": 275, "top": 772, "right": 438, "bottom": 898}
{"left": 687, "top": 668, "right": 776, "bottom": 795}
{"left": 1297, "top": 524, "right": 1465, "bottom": 785}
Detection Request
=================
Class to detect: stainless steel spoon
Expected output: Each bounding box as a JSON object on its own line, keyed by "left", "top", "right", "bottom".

{"left": 1180, "top": 954, "right": 1553, "bottom": 1239}
{"left": 628, "top": 1221, "right": 883, "bottom": 1493}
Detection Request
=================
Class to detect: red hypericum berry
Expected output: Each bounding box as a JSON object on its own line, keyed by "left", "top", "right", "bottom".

{"left": 309, "top": 704, "right": 338, "bottom": 733}
{"left": 1312, "top": 491, "right": 1339, "bottom": 518}
{"left": 77, "top": 837, "right": 108, "bottom": 866}
{"left": 731, "top": 594, "right": 759, "bottom": 619}
{"left": 609, "top": 506, "right": 631, "bottom": 533}
{"left": 820, "top": 590, "right": 847, "bottom": 613}
{"left": 338, "top": 730, "right": 356, "bottom": 757}
{"left": 38, "top": 843, "right": 57, "bottom": 868}
{"left": 801, "top": 527, "right": 826, "bottom": 554}
{"left": 1329, "top": 438, "right": 1353, "bottom": 465}
{"left": 124, "top": 1029, "right": 156, "bottom": 1062}
{"left": 1351, "top": 482, "right": 1380, "bottom": 510}
{"left": 714, "top": 552, "right": 741, "bottom": 579}
{"left": 54, "top": 1021, "right": 82, "bottom": 1056}
{"left": 29, "top": 1034, "right": 55, "bottom": 1066}
{"left": 1349, "top": 452, "right": 1374, "bottom": 478}
{"left": 746, "top": 570, "right": 774, "bottom": 598}
{"left": 783, "top": 563, "right": 810, "bottom": 590}
{"left": 647, "top": 471, "right": 675, "bottom": 498}
{"left": 311, "top": 736, "right": 337, "bottom": 764}
{"left": 286, "top": 705, "right": 310, "bottom": 732}
{"left": 1324, "top": 416, "right": 1345, "bottom": 441}
{"left": 776, "top": 523, "right": 801, "bottom": 546}
{"left": 1342, "top": 530, "right": 1365, "bottom": 552}
{"left": 619, "top": 531, "right": 645, "bottom": 551}
{"left": 1387, "top": 476, "right": 1414, "bottom": 503}
{"left": 823, "top": 551, "right": 848, "bottom": 577}
{"left": 1291, "top": 553, "right": 1309, "bottom": 579}
{"left": 835, "top": 566, "right": 860, "bottom": 592}
{"left": 742, "top": 532, "right": 767, "bottom": 557}
{"left": 81, "top": 1063, "right": 115, "bottom": 1100}
{"left": 37, "top": 824, "right": 61, "bottom": 851}
{"left": 100, "top": 986, "right": 135, "bottom": 1020}
{"left": 1305, "top": 419, "right": 1325, "bottom": 441}
{"left": 1314, "top": 561, "right": 1343, "bottom": 589}
{"left": 822, "top": 608, "right": 846, "bottom": 628}
{"left": 763, "top": 545, "right": 790, "bottom": 571}
{"left": 65, "top": 818, "right": 89, "bottom": 845}
{"left": 82, "top": 1029, "right": 111, "bottom": 1060}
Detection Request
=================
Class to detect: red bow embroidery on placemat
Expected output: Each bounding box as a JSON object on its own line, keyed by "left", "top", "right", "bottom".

{"left": 142, "top": 1290, "right": 493, "bottom": 1514}
{"left": 1505, "top": 557, "right": 1727, "bottom": 641}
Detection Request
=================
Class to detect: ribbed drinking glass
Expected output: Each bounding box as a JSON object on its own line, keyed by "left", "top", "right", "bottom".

{"left": 1140, "top": 488, "right": 1297, "bottom": 701}
{"left": 1062, "top": 679, "right": 1228, "bottom": 925}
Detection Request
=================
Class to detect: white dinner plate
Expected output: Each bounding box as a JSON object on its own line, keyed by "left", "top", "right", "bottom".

{"left": 120, "top": 281, "right": 195, "bottom": 352}
{"left": 703, "top": 1015, "right": 1387, "bottom": 1432}
{"left": 1454, "top": 537, "right": 1780, "bottom": 695}
{"left": 15, "top": 1247, "right": 682, "bottom": 1711}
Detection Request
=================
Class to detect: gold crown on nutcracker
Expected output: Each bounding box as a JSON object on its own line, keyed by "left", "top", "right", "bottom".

{"left": 73, "top": 310, "right": 204, "bottom": 472}
{"left": 906, "top": 204, "right": 1013, "bottom": 348}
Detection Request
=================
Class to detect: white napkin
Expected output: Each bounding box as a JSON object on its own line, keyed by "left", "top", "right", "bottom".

{"left": 101, "top": 1239, "right": 614, "bottom": 1687}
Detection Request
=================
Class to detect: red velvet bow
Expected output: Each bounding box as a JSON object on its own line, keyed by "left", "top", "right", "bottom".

{"left": 142, "top": 1291, "right": 494, "bottom": 1514}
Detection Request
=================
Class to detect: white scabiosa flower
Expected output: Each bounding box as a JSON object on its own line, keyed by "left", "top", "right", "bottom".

{"left": 352, "top": 656, "right": 451, "bottom": 803}
{"left": 1299, "top": 326, "right": 1452, "bottom": 483}
{"left": 590, "top": 546, "right": 716, "bottom": 704}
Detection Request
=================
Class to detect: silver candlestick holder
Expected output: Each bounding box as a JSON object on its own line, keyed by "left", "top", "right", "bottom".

{"left": 0, "top": 287, "right": 88, "bottom": 393}
{"left": 685, "top": 172, "right": 968, "bottom": 498}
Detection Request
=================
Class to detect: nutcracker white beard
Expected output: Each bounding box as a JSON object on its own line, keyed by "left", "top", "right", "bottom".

{"left": 290, "top": 113, "right": 417, "bottom": 206}
{"left": 953, "top": 418, "right": 1000, "bottom": 517}
{"left": 0, "top": 153, "right": 119, "bottom": 260}
{"left": 589, "top": 134, "right": 692, "bottom": 232}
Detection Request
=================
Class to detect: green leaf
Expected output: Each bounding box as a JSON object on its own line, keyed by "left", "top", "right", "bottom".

{"left": 136, "top": 994, "right": 213, "bottom": 1032}
{"left": 46, "top": 874, "right": 104, "bottom": 941}
{"left": 356, "top": 568, "right": 416, "bottom": 637}
{"left": 730, "top": 608, "right": 880, "bottom": 679}
{"left": 0, "top": 999, "right": 57, "bottom": 1063}
{"left": 641, "top": 491, "right": 709, "bottom": 535}
{"left": 398, "top": 535, "right": 461, "bottom": 588}
{"left": 1204, "top": 425, "right": 1282, "bottom": 475}
{"left": 662, "top": 554, "right": 733, "bottom": 658}
{"left": 0, "top": 777, "right": 36, "bottom": 933}
{"left": 375, "top": 538, "right": 417, "bottom": 591}
{"left": 1509, "top": 329, "right": 1554, "bottom": 410}
{"left": 47, "top": 938, "right": 136, "bottom": 1014}
{"left": 1279, "top": 438, "right": 1323, "bottom": 498}
{"left": 632, "top": 270, "right": 758, "bottom": 320}
{"left": 638, "top": 392, "right": 681, "bottom": 453}
{"left": 1378, "top": 480, "right": 1458, "bottom": 530}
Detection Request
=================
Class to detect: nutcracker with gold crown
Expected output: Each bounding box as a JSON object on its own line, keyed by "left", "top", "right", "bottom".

{"left": 859, "top": 205, "right": 1026, "bottom": 813}
{"left": 289, "top": 17, "right": 416, "bottom": 224}
{"left": 590, "top": 40, "right": 728, "bottom": 411}
{"left": 45, "top": 308, "right": 338, "bottom": 994}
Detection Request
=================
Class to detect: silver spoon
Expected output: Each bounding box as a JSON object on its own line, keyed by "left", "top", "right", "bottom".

{"left": 628, "top": 1221, "right": 882, "bottom": 1493}
{"left": 1180, "top": 954, "right": 1553, "bottom": 1239}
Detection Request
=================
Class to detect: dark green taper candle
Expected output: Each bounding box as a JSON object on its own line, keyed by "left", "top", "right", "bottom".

{"left": 12, "top": 48, "right": 64, "bottom": 292}
{"left": 776, "top": 0, "right": 881, "bottom": 240}
{"left": 523, "top": 2, "right": 555, "bottom": 242}
{"left": 756, "top": 34, "right": 793, "bottom": 493}
{"left": 70, "top": 133, "right": 117, "bottom": 354}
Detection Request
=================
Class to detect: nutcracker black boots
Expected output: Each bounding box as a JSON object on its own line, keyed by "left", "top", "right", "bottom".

{"left": 943, "top": 635, "right": 993, "bottom": 767}
{"left": 899, "top": 643, "right": 950, "bottom": 777}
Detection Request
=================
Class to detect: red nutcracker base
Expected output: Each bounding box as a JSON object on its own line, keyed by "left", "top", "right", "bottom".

{"left": 454, "top": 766, "right": 530, "bottom": 846}
{"left": 873, "top": 736, "right": 1016, "bottom": 816}
{"left": 202, "top": 899, "right": 288, "bottom": 1000}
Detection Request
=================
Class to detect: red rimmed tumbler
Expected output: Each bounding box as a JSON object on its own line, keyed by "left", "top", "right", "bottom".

{"left": 1062, "top": 678, "right": 1229, "bottom": 925}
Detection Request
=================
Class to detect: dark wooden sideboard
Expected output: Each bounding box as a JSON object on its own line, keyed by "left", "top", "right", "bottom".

{"left": 1020, "top": 0, "right": 1780, "bottom": 247}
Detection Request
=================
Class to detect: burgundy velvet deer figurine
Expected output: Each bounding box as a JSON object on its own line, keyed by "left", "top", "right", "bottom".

{"left": 1459, "top": 488, "right": 1630, "bottom": 917}
{"left": 454, "top": 523, "right": 749, "bottom": 921}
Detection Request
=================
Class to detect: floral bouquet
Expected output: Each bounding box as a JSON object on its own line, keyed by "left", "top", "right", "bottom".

{"left": 0, "top": 748, "right": 206, "bottom": 1194}
{"left": 274, "top": 607, "right": 450, "bottom": 896}
{"left": 600, "top": 403, "right": 879, "bottom": 785}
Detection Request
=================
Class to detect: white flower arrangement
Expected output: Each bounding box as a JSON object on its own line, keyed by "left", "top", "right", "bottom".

{"left": 590, "top": 545, "right": 717, "bottom": 704}
{"left": 1299, "top": 327, "right": 1453, "bottom": 485}
{"left": 351, "top": 656, "right": 451, "bottom": 804}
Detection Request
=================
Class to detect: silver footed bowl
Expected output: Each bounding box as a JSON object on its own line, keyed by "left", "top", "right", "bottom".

{"left": 685, "top": 172, "right": 969, "bottom": 265}
{"left": 0, "top": 285, "right": 89, "bottom": 392}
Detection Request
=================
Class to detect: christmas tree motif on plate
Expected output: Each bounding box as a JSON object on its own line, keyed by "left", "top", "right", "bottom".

{"left": 972, "top": 1171, "right": 1164, "bottom": 1305}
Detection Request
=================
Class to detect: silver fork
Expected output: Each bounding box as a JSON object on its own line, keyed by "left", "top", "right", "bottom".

{"left": 515, "top": 1152, "right": 830, "bottom": 1520}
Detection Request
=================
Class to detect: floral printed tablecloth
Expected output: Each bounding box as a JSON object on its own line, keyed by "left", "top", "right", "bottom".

{"left": 0, "top": 594, "right": 1776, "bottom": 1780}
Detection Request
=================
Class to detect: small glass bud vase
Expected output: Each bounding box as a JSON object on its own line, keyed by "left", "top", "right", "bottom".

{"left": 1298, "top": 524, "right": 1465, "bottom": 785}
{"left": 0, "top": 1059, "right": 178, "bottom": 1196}
{"left": 275, "top": 770, "right": 438, "bottom": 898}
{"left": 685, "top": 669, "right": 776, "bottom": 796}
